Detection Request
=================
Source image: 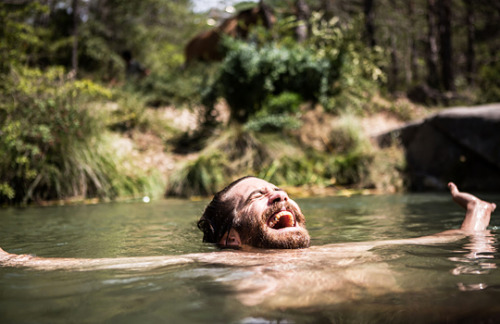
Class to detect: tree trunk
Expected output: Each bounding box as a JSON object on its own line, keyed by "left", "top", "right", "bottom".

{"left": 71, "top": 0, "right": 79, "bottom": 78}
{"left": 387, "top": 0, "right": 398, "bottom": 93}
{"left": 389, "top": 33, "right": 399, "bottom": 93}
{"left": 407, "top": 0, "right": 418, "bottom": 84}
{"left": 364, "top": 0, "right": 376, "bottom": 47}
{"left": 425, "top": 0, "right": 440, "bottom": 89}
{"left": 322, "top": 0, "right": 335, "bottom": 21}
{"left": 463, "top": 0, "right": 475, "bottom": 85}
{"left": 295, "top": 0, "right": 310, "bottom": 43}
{"left": 437, "top": 0, "right": 454, "bottom": 91}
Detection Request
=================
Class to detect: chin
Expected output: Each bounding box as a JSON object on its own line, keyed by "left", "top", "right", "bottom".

{"left": 255, "top": 226, "right": 311, "bottom": 249}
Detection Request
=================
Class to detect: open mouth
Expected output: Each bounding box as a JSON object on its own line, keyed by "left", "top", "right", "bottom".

{"left": 267, "top": 210, "right": 296, "bottom": 229}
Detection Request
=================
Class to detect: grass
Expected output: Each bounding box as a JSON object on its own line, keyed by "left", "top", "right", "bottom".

{"left": 164, "top": 111, "right": 406, "bottom": 198}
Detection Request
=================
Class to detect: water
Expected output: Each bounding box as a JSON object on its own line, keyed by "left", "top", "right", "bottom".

{"left": 1, "top": 193, "right": 500, "bottom": 323}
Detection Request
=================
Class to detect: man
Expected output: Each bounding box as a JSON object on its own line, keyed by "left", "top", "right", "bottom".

{"left": 197, "top": 176, "right": 495, "bottom": 249}
{"left": 0, "top": 176, "right": 496, "bottom": 270}
{"left": 197, "top": 176, "right": 310, "bottom": 249}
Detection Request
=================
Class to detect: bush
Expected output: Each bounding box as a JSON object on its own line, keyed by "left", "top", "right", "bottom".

{"left": 138, "top": 63, "right": 220, "bottom": 107}
{"left": 203, "top": 39, "right": 331, "bottom": 123}
{"left": 244, "top": 92, "right": 303, "bottom": 132}
{"left": 0, "top": 66, "right": 162, "bottom": 204}
{"left": 167, "top": 151, "right": 228, "bottom": 197}
{"left": 167, "top": 127, "right": 272, "bottom": 197}
{"left": 203, "top": 15, "right": 385, "bottom": 124}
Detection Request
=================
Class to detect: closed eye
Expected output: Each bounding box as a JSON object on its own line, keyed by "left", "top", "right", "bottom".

{"left": 248, "top": 190, "right": 264, "bottom": 201}
{"left": 247, "top": 187, "right": 283, "bottom": 202}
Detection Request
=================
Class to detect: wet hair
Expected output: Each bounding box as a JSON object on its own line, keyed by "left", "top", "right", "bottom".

{"left": 197, "top": 176, "right": 255, "bottom": 244}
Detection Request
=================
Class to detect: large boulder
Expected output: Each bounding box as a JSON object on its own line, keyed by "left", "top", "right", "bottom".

{"left": 377, "top": 103, "right": 500, "bottom": 191}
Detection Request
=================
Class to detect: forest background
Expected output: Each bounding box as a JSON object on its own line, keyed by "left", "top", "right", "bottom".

{"left": 1, "top": 0, "right": 499, "bottom": 205}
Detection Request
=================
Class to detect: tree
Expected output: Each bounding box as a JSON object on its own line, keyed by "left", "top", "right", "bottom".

{"left": 426, "top": 0, "right": 440, "bottom": 89}
{"left": 463, "top": 0, "right": 475, "bottom": 85}
{"left": 71, "top": 0, "right": 78, "bottom": 77}
{"left": 437, "top": 0, "right": 454, "bottom": 91}
{"left": 364, "top": 0, "right": 376, "bottom": 47}
{"left": 407, "top": 0, "right": 418, "bottom": 84}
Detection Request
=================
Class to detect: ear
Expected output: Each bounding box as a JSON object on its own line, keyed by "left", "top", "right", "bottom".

{"left": 218, "top": 228, "right": 242, "bottom": 249}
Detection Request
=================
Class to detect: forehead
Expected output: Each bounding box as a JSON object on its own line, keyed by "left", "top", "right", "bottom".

{"left": 229, "top": 177, "right": 276, "bottom": 197}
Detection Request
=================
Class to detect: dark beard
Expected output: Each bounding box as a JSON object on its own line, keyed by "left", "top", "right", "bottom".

{"left": 242, "top": 201, "right": 311, "bottom": 249}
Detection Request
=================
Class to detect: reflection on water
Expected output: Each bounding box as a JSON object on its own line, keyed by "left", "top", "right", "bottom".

{"left": 1, "top": 193, "right": 500, "bottom": 323}
{"left": 450, "top": 231, "right": 497, "bottom": 291}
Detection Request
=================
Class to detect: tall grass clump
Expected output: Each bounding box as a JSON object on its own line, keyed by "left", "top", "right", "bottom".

{"left": 326, "top": 115, "right": 374, "bottom": 186}
{"left": 0, "top": 66, "right": 163, "bottom": 204}
{"left": 167, "top": 151, "right": 229, "bottom": 197}
{"left": 258, "top": 115, "right": 375, "bottom": 189}
{"left": 167, "top": 126, "right": 273, "bottom": 197}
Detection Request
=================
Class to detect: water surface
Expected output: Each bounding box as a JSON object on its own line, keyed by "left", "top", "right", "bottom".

{"left": 1, "top": 193, "right": 499, "bottom": 323}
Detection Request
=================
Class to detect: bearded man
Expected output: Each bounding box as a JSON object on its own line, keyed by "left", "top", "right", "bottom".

{"left": 0, "top": 176, "right": 496, "bottom": 270}
{"left": 197, "top": 176, "right": 310, "bottom": 249}
{"left": 197, "top": 176, "right": 495, "bottom": 249}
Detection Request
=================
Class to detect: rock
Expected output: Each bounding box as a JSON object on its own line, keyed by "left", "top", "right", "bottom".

{"left": 376, "top": 103, "right": 500, "bottom": 191}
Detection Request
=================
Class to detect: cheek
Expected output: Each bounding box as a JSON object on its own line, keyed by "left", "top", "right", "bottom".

{"left": 237, "top": 205, "right": 265, "bottom": 228}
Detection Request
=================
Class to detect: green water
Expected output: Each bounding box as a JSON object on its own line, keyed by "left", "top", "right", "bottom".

{"left": 1, "top": 193, "right": 500, "bottom": 323}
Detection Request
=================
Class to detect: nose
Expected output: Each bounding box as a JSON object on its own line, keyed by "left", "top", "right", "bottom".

{"left": 269, "top": 190, "right": 288, "bottom": 205}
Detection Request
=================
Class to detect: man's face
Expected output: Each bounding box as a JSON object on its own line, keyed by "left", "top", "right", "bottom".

{"left": 226, "top": 177, "right": 310, "bottom": 249}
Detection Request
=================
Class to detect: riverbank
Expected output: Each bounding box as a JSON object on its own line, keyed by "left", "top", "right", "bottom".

{"left": 109, "top": 96, "right": 430, "bottom": 201}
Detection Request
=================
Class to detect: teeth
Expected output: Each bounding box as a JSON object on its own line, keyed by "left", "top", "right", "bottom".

{"left": 268, "top": 211, "right": 295, "bottom": 228}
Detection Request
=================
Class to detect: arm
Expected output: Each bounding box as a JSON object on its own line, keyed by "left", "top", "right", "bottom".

{"left": 318, "top": 182, "right": 497, "bottom": 250}
{"left": 385, "top": 182, "right": 495, "bottom": 246}
{"left": 0, "top": 247, "right": 199, "bottom": 271}
{"left": 448, "top": 182, "right": 496, "bottom": 232}
{"left": 397, "top": 182, "right": 496, "bottom": 245}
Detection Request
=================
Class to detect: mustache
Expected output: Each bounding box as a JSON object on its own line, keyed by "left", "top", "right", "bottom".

{"left": 262, "top": 200, "right": 301, "bottom": 222}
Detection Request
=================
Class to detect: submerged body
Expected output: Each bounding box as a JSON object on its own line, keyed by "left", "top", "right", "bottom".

{"left": 0, "top": 179, "right": 497, "bottom": 308}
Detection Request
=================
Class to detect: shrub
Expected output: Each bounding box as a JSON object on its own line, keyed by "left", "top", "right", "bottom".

{"left": 166, "top": 151, "right": 228, "bottom": 197}
{"left": 167, "top": 127, "right": 272, "bottom": 197}
{"left": 203, "top": 39, "right": 331, "bottom": 123}
{"left": 244, "top": 92, "right": 303, "bottom": 132}
{"left": 139, "top": 63, "right": 220, "bottom": 107}
{"left": 0, "top": 66, "right": 163, "bottom": 204}
{"left": 203, "top": 15, "right": 385, "bottom": 124}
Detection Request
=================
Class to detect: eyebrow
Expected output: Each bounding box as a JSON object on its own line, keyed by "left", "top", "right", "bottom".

{"left": 246, "top": 187, "right": 283, "bottom": 202}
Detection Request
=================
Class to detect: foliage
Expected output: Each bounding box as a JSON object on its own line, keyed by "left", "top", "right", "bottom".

{"left": 203, "top": 38, "right": 332, "bottom": 123}
{"left": 76, "top": 0, "right": 195, "bottom": 80}
{"left": 2, "top": 0, "right": 497, "bottom": 203}
{"left": 244, "top": 114, "right": 302, "bottom": 133}
{"left": 244, "top": 92, "right": 303, "bottom": 132}
{"left": 105, "top": 90, "right": 149, "bottom": 132}
{"left": 0, "top": 2, "right": 48, "bottom": 72}
{"left": 477, "top": 60, "right": 500, "bottom": 103}
{"left": 367, "top": 144, "right": 406, "bottom": 193}
{"left": 203, "top": 14, "right": 385, "bottom": 125}
{"left": 0, "top": 66, "right": 162, "bottom": 204}
{"left": 167, "top": 127, "right": 272, "bottom": 197}
{"left": 138, "top": 63, "right": 220, "bottom": 107}
{"left": 167, "top": 118, "right": 378, "bottom": 196}
{"left": 167, "top": 151, "right": 228, "bottom": 197}
{"left": 307, "top": 14, "right": 385, "bottom": 113}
